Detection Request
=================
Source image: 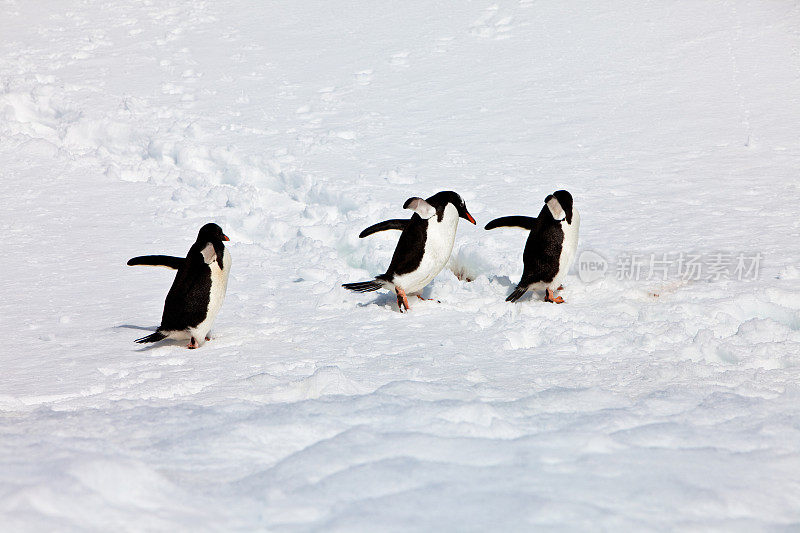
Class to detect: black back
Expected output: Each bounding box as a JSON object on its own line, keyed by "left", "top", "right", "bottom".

{"left": 159, "top": 223, "right": 227, "bottom": 331}
{"left": 378, "top": 213, "right": 429, "bottom": 278}
{"left": 373, "top": 191, "right": 473, "bottom": 281}
{"left": 519, "top": 204, "right": 564, "bottom": 286}
{"left": 377, "top": 191, "right": 471, "bottom": 280}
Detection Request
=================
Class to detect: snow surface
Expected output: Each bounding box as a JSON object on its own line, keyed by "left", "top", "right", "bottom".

{"left": 2, "top": 0, "right": 800, "bottom": 530}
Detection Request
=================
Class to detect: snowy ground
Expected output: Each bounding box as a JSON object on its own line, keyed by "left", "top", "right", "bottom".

{"left": 2, "top": 0, "right": 800, "bottom": 530}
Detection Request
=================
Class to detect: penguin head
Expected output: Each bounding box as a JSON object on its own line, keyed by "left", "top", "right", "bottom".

{"left": 197, "top": 223, "right": 230, "bottom": 243}
{"left": 544, "top": 190, "right": 574, "bottom": 224}
{"left": 424, "top": 191, "right": 476, "bottom": 224}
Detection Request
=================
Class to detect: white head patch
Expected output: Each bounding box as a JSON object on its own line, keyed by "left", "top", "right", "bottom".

{"left": 547, "top": 197, "right": 565, "bottom": 221}
{"left": 404, "top": 197, "right": 436, "bottom": 219}
{"left": 200, "top": 242, "right": 217, "bottom": 264}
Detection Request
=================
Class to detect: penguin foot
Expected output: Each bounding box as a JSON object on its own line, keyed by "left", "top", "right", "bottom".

{"left": 187, "top": 337, "right": 200, "bottom": 349}
{"left": 396, "top": 288, "right": 411, "bottom": 313}
{"left": 416, "top": 295, "right": 441, "bottom": 303}
{"left": 545, "top": 288, "right": 565, "bottom": 304}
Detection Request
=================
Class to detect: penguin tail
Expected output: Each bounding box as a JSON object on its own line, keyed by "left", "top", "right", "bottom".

{"left": 134, "top": 331, "right": 167, "bottom": 344}
{"left": 506, "top": 285, "right": 529, "bottom": 303}
{"left": 342, "top": 280, "right": 383, "bottom": 293}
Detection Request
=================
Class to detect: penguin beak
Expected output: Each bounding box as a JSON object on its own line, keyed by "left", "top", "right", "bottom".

{"left": 464, "top": 211, "right": 476, "bottom": 225}
{"left": 222, "top": 234, "right": 230, "bottom": 241}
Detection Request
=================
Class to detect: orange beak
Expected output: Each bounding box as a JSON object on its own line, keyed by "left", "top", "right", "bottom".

{"left": 464, "top": 211, "right": 476, "bottom": 225}
{"left": 222, "top": 234, "right": 230, "bottom": 241}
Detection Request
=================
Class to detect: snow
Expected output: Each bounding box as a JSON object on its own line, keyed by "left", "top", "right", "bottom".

{"left": 2, "top": 0, "right": 800, "bottom": 530}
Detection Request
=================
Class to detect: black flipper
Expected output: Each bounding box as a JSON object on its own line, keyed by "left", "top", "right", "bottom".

{"left": 342, "top": 280, "right": 383, "bottom": 293}
{"left": 359, "top": 219, "right": 409, "bottom": 238}
{"left": 485, "top": 216, "right": 538, "bottom": 231}
{"left": 134, "top": 331, "right": 167, "bottom": 343}
{"left": 127, "top": 255, "right": 185, "bottom": 270}
{"left": 506, "top": 284, "right": 529, "bottom": 303}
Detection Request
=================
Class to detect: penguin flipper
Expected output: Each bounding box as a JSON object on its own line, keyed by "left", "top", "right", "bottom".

{"left": 342, "top": 280, "right": 384, "bottom": 293}
{"left": 127, "top": 255, "right": 185, "bottom": 270}
{"left": 485, "top": 216, "right": 538, "bottom": 231}
{"left": 134, "top": 331, "right": 167, "bottom": 343}
{"left": 506, "top": 284, "right": 529, "bottom": 303}
{"left": 359, "top": 219, "right": 409, "bottom": 238}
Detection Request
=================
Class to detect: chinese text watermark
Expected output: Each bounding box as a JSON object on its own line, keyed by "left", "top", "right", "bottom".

{"left": 578, "top": 251, "right": 762, "bottom": 283}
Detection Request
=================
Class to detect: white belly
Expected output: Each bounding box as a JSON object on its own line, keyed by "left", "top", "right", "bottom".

{"left": 189, "top": 247, "right": 231, "bottom": 343}
{"left": 550, "top": 208, "right": 580, "bottom": 288}
{"left": 392, "top": 205, "right": 459, "bottom": 294}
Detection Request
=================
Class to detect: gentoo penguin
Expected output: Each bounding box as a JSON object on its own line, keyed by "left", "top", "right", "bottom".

{"left": 129, "top": 223, "right": 231, "bottom": 348}
{"left": 343, "top": 191, "right": 476, "bottom": 312}
{"left": 485, "top": 190, "right": 579, "bottom": 303}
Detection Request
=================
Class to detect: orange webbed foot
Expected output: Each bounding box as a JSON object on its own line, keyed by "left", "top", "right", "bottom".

{"left": 545, "top": 288, "right": 565, "bottom": 304}
{"left": 396, "top": 288, "right": 411, "bottom": 312}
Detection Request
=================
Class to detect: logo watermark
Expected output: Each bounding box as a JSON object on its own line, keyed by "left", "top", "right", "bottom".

{"left": 578, "top": 251, "right": 762, "bottom": 283}
{"left": 577, "top": 250, "right": 608, "bottom": 283}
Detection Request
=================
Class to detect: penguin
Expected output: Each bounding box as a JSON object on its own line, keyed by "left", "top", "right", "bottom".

{"left": 343, "top": 191, "right": 476, "bottom": 312}
{"left": 129, "top": 223, "right": 231, "bottom": 348}
{"left": 485, "top": 190, "right": 579, "bottom": 303}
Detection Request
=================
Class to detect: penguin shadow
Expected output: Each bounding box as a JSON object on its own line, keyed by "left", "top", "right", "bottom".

{"left": 487, "top": 275, "right": 516, "bottom": 290}
{"left": 116, "top": 324, "right": 185, "bottom": 351}
{"left": 132, "top": 340, "right": 187, "bottom": 352}
{"left": 357, "top": 286, "right": 441, "bottom": 313}
{"left": 357, "top": 292, "right": 402, "bottom": 313}
{"left": 117, "top": 324, "right": 155, "bottom": 332}
{"left": 512, "top": 290, "right": 539, "bottom": 303}
{"left": 486, "top": 275, "right": 540, "bottom": 303}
